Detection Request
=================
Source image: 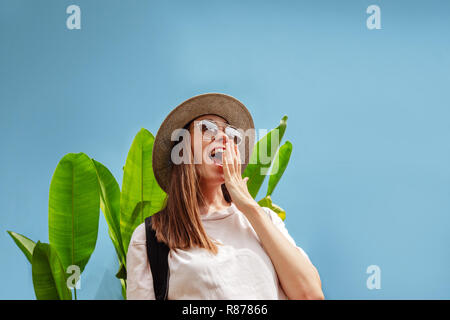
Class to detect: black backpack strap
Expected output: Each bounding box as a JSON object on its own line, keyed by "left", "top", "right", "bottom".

{"left": 145, "top": 215, "right": 170, "bottom": 300}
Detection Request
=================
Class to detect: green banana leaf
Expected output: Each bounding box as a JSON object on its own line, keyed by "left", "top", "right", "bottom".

{"left": 120, "top": 279, "right": 127, "bottom": 300}
{"left": 113, "top": 245, "right": 127, "bottom": 299}
{"left": 92, "top": 159, "right": 125, "bottom": 266}
{"left": 243, "top": 116, "right": 288, "bottom": 199}
{"left": 32, "top": 241, "right": 72, "bottom": 300}
{"left": 120, "top": 129, "right": 166, "bottom": 254}
{"left": 108, "top": 227, "right": 126, "bottom": 266}
{"left": 7, "top": 231, "right": 36, "bottom": 263}
{"left": 266, "top": 140, "right": 292, "bottom": 197}
{"left": 48, "top": 152, "right": 100, "bottom": 273}
{"left": 258, "top": 195, "right": 286, "bottom": 221}
{"left": 115, "top": 263, "right": 127, "bottom": 280}
{"left": 115, "top": 202, "right": 154, "bottom": 281}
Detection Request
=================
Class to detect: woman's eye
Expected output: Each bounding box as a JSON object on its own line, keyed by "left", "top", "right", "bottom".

{"left": 208, "top": 123, "right": 219, "bottom": 132}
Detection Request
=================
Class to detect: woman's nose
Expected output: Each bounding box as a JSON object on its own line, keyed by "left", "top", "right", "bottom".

{"left": 212, "top": 129, "right": 228, "bottom": 144}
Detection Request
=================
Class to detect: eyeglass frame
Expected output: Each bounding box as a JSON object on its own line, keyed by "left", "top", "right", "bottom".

{"left": 191, "top": 119, "right": 243, "bottom": 144}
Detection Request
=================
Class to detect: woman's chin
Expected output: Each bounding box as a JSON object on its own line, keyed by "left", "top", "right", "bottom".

{"left": 213, "top": 168, "right": 224, "bottom": 177}
{"left": 202, "top": 175, "right": 225, "bottom": 186}
{"left": 199, "top": 163, "right": 225, "bottom": 182}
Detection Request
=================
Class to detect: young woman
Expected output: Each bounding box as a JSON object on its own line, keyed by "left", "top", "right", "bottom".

{"left": 126, "top": 93, "right": 324, "bottom": 300}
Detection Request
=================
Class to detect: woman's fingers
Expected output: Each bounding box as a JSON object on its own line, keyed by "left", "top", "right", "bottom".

{"left": 223, "top": 140, "right": 244, "bottom": 184}
{"left": 232, "top": 143, "right": 238, "bottom": 170}
{"left": 234, "top": 143, "right": 241, "bottom": 173}
{"left": 228, "top": 141, "right": 237, "bottom": 174}
{"left": 225, "top": 140, "right": 235, "bottom": 175}
{"left": 222, "top": 145, "right": 230, "bottom": 180}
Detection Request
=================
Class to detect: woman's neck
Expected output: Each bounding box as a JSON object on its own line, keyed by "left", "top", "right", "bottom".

{"left": 199, "top": 181, "right": 230, "bottom": 215}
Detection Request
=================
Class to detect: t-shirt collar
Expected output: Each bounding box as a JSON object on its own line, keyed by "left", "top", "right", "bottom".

{"left": 200, "top": 202, "right": 237, "bottom": 221}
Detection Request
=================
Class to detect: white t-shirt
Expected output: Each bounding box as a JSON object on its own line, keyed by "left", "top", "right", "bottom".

{"left": 126, "top": 203, "right": 311, "bottom": 300}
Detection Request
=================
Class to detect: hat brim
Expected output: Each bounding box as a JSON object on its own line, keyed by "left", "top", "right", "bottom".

{"left": 152, "top": 93, "right": 255, "bottom": 192}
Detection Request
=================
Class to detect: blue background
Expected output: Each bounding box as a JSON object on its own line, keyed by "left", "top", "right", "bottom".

{"left": 1, "top": 0, "right": 449, "bottom": 299}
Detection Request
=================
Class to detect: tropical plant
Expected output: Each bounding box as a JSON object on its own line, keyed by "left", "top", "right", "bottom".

{"left": 92, "top": 128, "right": 166, "bottom": 298}
{"left": 243, "top": 115, "right": 292, "bottom": 220}
{"left": 7, "top": 152, "right": 101, "bottom": 300}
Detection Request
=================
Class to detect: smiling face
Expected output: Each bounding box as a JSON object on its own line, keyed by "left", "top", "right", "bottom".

{"left": 188, "top": 114, "right": 229, "bottom": 186}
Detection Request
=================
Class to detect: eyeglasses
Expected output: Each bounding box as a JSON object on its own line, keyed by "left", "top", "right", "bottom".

{"left": 193, "top": 119, "right": 243, "bottom": 144}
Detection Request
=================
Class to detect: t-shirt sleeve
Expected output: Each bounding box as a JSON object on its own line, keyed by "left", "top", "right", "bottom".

{"left": 126, "top": 223, "right": 156, "bottom": 300}
{"left": 261, "top": 206, "right": 311, "bottom": 263}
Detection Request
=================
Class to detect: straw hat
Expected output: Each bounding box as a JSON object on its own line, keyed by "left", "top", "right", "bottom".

{"left": 152, "top": 93, "right": 255, "bottom": 192}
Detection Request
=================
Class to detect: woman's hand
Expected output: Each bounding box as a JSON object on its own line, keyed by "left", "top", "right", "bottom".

{"left": 222, "top": 140, "right": 258, "bottom": 213}
{"left": 223, "top": 140, "right": 324, "bottom": 300}
{"left": 222, "top": 140, "right": 324, "bottom": 299}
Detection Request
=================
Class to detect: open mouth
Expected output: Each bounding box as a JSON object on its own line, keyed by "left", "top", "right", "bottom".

{"left": 209, "top": 148, "right": 224, "bottom": 166}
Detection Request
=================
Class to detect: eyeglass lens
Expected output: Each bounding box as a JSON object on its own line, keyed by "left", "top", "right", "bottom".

{"left": 199, "top": 120, "right": 242, "bottom": 144}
